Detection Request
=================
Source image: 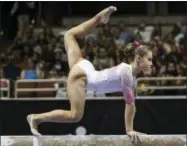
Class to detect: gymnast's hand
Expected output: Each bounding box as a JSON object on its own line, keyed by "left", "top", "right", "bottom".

{"left": 127, "top": 130, "right": 147, "bottom": 144}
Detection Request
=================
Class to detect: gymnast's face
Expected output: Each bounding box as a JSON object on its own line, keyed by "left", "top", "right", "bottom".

{"left": 138, "top": 51, "right": 153, "bottom": 75}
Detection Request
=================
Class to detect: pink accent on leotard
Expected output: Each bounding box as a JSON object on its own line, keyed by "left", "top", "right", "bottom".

{"left": 124, "top": 89, "right": 135, "bottom": 104}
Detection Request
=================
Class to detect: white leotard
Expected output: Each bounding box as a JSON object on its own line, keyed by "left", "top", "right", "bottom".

{"left": 77, "top": 59, "right": 137, "bottom": 103}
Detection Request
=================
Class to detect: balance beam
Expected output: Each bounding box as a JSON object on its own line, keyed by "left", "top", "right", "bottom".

{"left": 1, "top": 135, "right": 186, "bottom": 146}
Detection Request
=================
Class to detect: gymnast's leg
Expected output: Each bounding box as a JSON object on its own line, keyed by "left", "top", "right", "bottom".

{"left": 27, "top": 71, "right": 86, "bottom": 135}
{"left": 27, "top": 6, "right": 117, "bottom": 136}
{"left": 64, "top": 6, "right": 117, "bottom": 69}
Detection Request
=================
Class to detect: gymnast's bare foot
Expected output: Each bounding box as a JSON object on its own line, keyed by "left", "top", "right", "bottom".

{"left": 96, "top": 6, "right": 117, "bottom": 24}
{"left": 27, "top": 114, "right": 42, "bottom": 136}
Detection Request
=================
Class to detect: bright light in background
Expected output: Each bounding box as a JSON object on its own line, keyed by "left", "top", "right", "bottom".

{"left": 75, "top": 126, "right": 87, "bottom": 135}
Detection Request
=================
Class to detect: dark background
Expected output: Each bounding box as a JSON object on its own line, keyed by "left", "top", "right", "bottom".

{"left": 0, "top": 99, "right": 186, "bottom": 135}
{"left": 0, "top": 1, "right": 187, "bottom": 39}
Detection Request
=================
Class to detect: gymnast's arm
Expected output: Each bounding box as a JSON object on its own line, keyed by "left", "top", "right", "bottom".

{"left": 120, "top": 68, "right": 144, "bottom": 135}
{"left": 123, "top": 89, "right": 136, "bottom": 133}
{"left": 125, "top": 104, "right": 136, "bottom": 133}
{"left": 123, "top": 89, "right": 147, "bottom": 141}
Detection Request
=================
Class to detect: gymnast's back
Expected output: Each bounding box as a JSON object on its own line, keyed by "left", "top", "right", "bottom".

{"left": 76, "top": 59, "right": 136, "bottom": 94}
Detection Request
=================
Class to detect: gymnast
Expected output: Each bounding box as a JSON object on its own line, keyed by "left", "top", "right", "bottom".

{"left": 27, "top": 6, "right": 153, "bottom": 143}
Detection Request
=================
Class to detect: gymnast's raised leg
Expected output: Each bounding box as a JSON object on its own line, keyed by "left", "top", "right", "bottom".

{"left": 27, "top": 6, "right": 117, "bottom": 136}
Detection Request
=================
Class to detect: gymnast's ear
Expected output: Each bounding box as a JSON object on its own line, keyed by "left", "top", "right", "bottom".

{"left": 135, "top": 54, "right": 141, "bottom": 63}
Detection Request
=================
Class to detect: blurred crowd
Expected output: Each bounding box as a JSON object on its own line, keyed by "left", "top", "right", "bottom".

{"left": 0, "top": 18, "right": 186, "bottom": 96}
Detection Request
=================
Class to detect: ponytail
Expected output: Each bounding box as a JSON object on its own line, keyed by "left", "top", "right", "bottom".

{"left": 124, "top": 40, "right": 141, "bottom": 57}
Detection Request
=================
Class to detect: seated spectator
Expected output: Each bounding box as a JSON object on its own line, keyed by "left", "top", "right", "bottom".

{"left": 118, "top": 21, "right": 133, "bottom": 45}
{"left": 36, "top": 61, "right": 45, "bottom": 78}
{"left": 93, "top": 48, "right": 115, "bottom": 70}
{"left": 20, "top": 58, "right": 43, "bottom": 79}
{"left": 134, "top": 21, "right": 154, "bottom": 43}
{"left": 110, "top": 25, "right": 124, "bottom": 49}
{"left": 166, "top": 62, "right": 178, "bottom": 76}
{"left": 152, "top": 23, "right": 162, "bottom": 39}
{"left": 3, "top": 54, "right": 21, "bottom": 80}
{"left": 48, "top": 69, "right": 60, "bottom": 79}
{"left": 165, "top": 43, "right": 183, "bottom": 64}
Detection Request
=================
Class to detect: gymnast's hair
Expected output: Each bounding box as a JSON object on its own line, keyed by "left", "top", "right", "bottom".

{"left": 124, "top": 41, "right": 151, "bottom": 57}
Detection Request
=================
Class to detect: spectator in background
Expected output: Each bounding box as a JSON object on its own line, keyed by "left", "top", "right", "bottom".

{"left": 11, "top": 2, "right": 36, "bottom": 35}
{"left": 118, "top": 21, "right": 133, "bottom": 45}
{"left": 42, "top": 43, "right": 55, "bottom": 68}
{"left": 32, "top": 52, "right": 41, "bottom": 65}
{"left": 136, "top": 80, "right": 148, "bottom": 96}
{"left": 165, "top": 43, "right": 183, "bottom": 64}
{"left": 3, "top": 54, "right": 21, "bottom": 80}
{"left": 2, "top": 54, "right": 21, "bottom": 97}
{"left": 48, "top": 69, "right": 60, "bottom": 79}
{"left": 107, "top": 39, "right": 117, "bottom": 57}
{"left": 171, "top": 22, "right": 186, "bottom": 46}
{"left": 96, "top": 25, "right": 105, "bottom": 40}
{"left": 22, "top": 33, "right": 35, "bottom": 58}
{"left": 134, "top": 21, "right": 154, "bottom": 43}
{"left": 54, "top": 42, "right": 62, "bottom": 58}
{"left": 154, "top": 38, "right": 166, "bottom": 62}
{"left": 36, "top": 61, "right": 46, "bottom": 78}
{"left": 93, "top": 48, "right": 115, "bottom": 70}
{"left": 35, "top": 31, "right": 49, "bottom": 55}
{"left": 115, "top": 49, "right": 125, "bottom": 65}
{"left": 20, "top": 58, "right": 43, "bottom": 79}
{"left": 53, "top": 42, "right": 65, "bottom": 75}
{"left": 171, "top": 22, "right": 184, "bottom": 38}
{"left": 110, "top": 25, "right": 124, "bottom": 49}
{"left": 83, "top": 36, "right": 98, "bottom": 61}
{"left": 166, "top": 62, "right": 178, "bottom": 76}
{"left": 152, "top": 23, "right": 162, "bottom": 38}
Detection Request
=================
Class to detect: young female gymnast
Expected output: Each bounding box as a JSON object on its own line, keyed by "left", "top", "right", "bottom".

{"left": 27, "top": 6, "right": 153, "bottom": 143}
